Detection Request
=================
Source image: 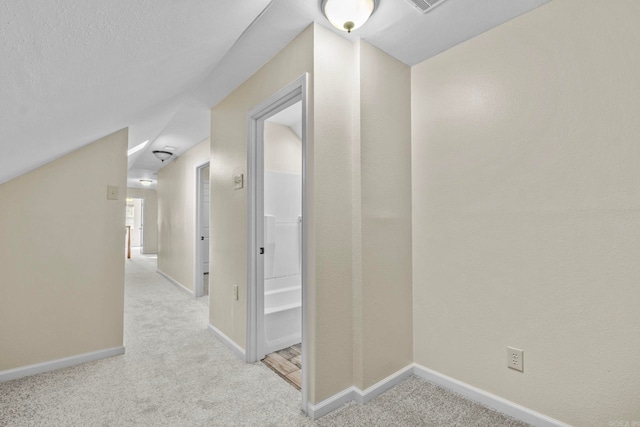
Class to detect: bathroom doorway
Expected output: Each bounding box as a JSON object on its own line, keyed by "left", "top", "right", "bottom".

{"left": 247, "top": 75, "right": 308, "bottom": 410}
{"left": 260, "top": 101, "right": 303, "bottom": 388}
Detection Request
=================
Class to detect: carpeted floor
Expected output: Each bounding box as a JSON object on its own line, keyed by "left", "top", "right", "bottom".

{"left": 0, "top": 253, "right": 529, "bottom": 427}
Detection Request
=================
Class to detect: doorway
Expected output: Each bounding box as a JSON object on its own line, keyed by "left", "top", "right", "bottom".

{"left": 195, "top": 163, "right": 210, "bottom": 298}
{"left": 125, "top": 197, "right": 144, "bottom": 255}
{"left": 247, "top": 75, "right": 308, "bottom": 410}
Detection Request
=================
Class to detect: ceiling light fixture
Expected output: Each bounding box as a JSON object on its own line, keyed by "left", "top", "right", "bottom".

{"left": 322, "top": 0, "right": 376, "bottom": 33}
{"left": 139, "top": 179, "right": 153, "bottom": 186}
{"left": 152, "top": 150, "right": 173, "bottom": 162}
{"left": 127, "top": 140, "right": 149, "bottom": 157}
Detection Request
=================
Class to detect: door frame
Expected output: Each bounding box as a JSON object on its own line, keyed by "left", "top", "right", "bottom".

{"left": 246, "top": 74, "right": 309, "bottom": 413}
{"left": 195, "top": 161, "right": 211, "bottom": 298}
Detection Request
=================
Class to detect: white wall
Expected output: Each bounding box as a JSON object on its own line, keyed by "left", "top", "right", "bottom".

{"left": 157, "top": 139, "right": 210, "bottom": 293}
{"left": 0, "top": 129, "right": 128, "bottom": 371}
{"left": 126, "top": 187, "right": 158, "bottom": 254}
{"left": 411, "top": 0, "right": 640, "bottom": 425}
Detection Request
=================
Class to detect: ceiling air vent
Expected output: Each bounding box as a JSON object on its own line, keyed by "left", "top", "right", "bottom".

{"left": 405, "top": 0, "right": 449, "bottom": 14}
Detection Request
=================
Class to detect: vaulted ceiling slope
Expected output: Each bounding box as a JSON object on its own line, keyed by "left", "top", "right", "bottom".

{"left": 0, "top": 0, "right": 549, "bottom": 185}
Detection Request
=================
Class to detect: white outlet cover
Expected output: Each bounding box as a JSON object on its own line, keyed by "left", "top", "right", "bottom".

{"left": 507, "top": 347, "right": 524, "bottom": 372}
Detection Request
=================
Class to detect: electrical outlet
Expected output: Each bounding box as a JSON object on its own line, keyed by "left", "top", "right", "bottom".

{"left": 507, "top": 347, "right": 524, "bottom": 372}
{"left": 233, "top": 285, "right": 239, "bottom": 300}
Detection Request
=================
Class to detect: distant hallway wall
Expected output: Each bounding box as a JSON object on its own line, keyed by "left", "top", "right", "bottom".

{"left": 157, "top": 138, "right": 210, "bottom": 293}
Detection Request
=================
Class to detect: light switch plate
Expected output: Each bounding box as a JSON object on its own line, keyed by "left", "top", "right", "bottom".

{"left": 233, "top": 174, "right": 244, "bottom": 190}
{"left": 107, "top": 185, "right": 119, "bottom": 200}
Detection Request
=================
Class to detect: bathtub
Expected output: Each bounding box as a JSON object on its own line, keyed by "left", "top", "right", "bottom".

{"left": 264, "top": 275, "right": 301, "bottom": 354}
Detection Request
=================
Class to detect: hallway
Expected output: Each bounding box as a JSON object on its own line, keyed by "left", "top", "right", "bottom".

{"left": 0, "top": 253, "right": 528, "bottom": 426}
{"left": 0, "top": 252, "right": 311, "bottom": 426}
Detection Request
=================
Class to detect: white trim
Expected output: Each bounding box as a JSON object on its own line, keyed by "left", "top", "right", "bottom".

{"left": 208, "top": 324, "right": 246, "bottom": 359}
{"left": 0, "top": 346, "right": 125, "bottom": 383}
{"left": 194, "top": 161, "right": 211, "bottom": 298}
{"left": 246, "top": 74, "right": 310, "bottom": 414}
{"left": 356, "top": 364, "right": 415, "bottom": 404}
{"left": 307, "top": 387, "right": 358, "bottom": 419}
{"left": 412, "top": 364, "right": 570, "bottom": 427}
{"left": 307, "top": 363, "right": 569, "bottom": 426}
{"left": 307, "top": 365, "right": 413, "bottom": 419}
{"left": 157, "top": 269, "right": 194, "bottom": 297}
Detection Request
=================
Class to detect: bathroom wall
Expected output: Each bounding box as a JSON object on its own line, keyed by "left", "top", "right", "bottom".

{"left": 264, "top": 121, "right": 302, "bottom": 174}
{"left": 0, "top": 129, "right": 128, "bottom": 371}
{"left": 264, "top": 119, "right": 303, "bottom": 285}
{"left": 157, "top": 138, "right": 210, "bottom": 293}
{"left": 411, "top": 0, "right": 640, "bottom": 425}
{"left": 127, "top": 187, "right": 158, "bottom": 254}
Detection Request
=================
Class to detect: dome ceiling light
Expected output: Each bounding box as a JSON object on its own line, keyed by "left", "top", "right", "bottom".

{"left": 322, "top": 0, "right": 376, "bottom": 33}
{"left": 152, "top": 150, "right": 173, "bottom": 162}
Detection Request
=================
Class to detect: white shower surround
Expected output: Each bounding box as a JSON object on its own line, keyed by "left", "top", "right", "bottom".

{"left": 263, "top": 170, "right": 302, "bottom": 354}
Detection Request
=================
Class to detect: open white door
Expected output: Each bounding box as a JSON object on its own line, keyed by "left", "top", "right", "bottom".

{"left": 195, "top": 163, "right": 210, "bottom": 297}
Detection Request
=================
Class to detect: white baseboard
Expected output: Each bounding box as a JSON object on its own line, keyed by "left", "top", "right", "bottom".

{"left": 307, "top": 363, "right": 569, "bottom": 427}
{"left": 0, "top": 346, "right": 125, "bottom": 383}
{"left": 208, "top": 324, "right": 246, "bottom": 359}
{"left": 307, "top": 386, "right": 358, "bottom": 419}
{"left": 356, "top": 364, "right": 415, "bottom": 404}
{"left": 307, "top": 365, "right": 413, "bottom": 419}
{"left": 412, "top": 364, "right": 569, "bottom": 427}
{"left": 157, "top": 270, "right": 194, "bottom": 297}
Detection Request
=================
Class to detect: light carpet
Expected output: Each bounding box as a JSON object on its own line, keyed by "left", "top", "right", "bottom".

{"left": 0, "top": 253, "right": 528, "bottom": 427}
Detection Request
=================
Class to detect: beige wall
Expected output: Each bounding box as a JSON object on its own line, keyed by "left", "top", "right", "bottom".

{"left": 411, "top": 0, "right": 640, "bottom": 425}
{"left": 264, "top": 121, "right": 302, "bottom": 174}
{"left": 157, "top": 139, "right": 210, "bottom": 293}
{"left": 353, "top": 40, "right": 413, "bottom": 391}
{"left": 310, "top": 24, "right": 358, "bottom": 402}
{"left": 211, "top": 25, "right": 415, "bottom": 404}
{"left": 0, "top": 129, "right": 128, "bottom": 371}
{"left": 127, "top": 187, "right": 158, "bottom": 254}
{"left": 210, "top": 24, "right": 314, "bottom": 387}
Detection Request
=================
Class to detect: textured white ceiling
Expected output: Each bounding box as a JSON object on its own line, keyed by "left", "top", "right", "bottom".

{"left": 0, "top": 0, "right": 551, "bottom": 185}
{"left": 0, "top": 0, "right": 271, "bottom": 183}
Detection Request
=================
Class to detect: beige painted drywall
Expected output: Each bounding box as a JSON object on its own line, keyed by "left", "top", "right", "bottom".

{"left": 157, "top": 139, "right": 210, "bottom": 293}
{"left": 411, "top": 0, "right": 640, "bottom": 425}
{"left": 0, "top": 129, "right": 128, "bottom": 371}
{"left": 210, "top": 23, "right": 315, "bottom": 394}
{"left": 211, "top": 23, "right": 363, "bottom": 403}
{"left": 211, "top": 24, "right": 416, "bottom": 405}
{"left": 310, "top": 24, "right": 357, "bottom": 402}
{"left": 264, "top": 121, "right": 302, "bottom": 174}
{"left": 353, "top": 40, "right": 413, "bottom": 391}
{"left": 127, "top": 187, "right": 158, "bottom": 254}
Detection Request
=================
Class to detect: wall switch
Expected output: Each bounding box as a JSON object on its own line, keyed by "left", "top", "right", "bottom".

{"left": 107, "top": 185, "right": 119, "bottom": 200}
{"left": 233, "top": 285, "right": 239, "bottom": 300}
{"left": 233, "top": 174, "right": 244, "bottom": 190}
{"left": 507, "top": 347, "right": 524, "bottom": 372}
